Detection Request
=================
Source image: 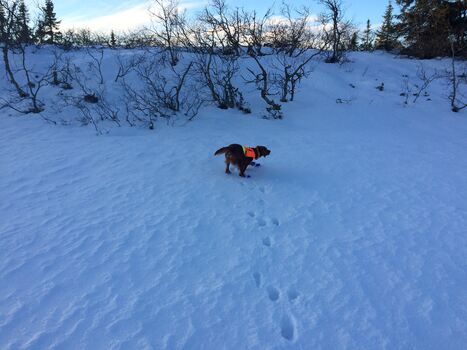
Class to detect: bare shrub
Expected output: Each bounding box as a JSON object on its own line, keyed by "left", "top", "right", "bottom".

{"left": 122, "top": 52, "right": 203, "bottom": 128}
{"left": 448, "top": 36, "right": 467, "bottom": 112}
{"left": 1, "top": 0, "right": 28, "bottom": 97}
{"left": 148, "top": 0, "right": 186, "bottom": 66}
{"left": 318, "top": 0, "right": 352, "bottom": 64}
{"left": 114, "top": 51, "right": 146, "bottom": 82}
{"left": 269, "top": 4, "right": 327, "bottom": 102}
{"left": 189, "top": 12, "right": 249, "bottom": 112}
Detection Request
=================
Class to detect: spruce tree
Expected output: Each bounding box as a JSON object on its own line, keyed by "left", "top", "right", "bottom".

{"left": 110, "top": 30, "right": 116, "bottom": 47}
{"left": 16, "top": 0, "right": 31, "bottom": 44}
{"left": 349, "top": 31, "right": 359, "bottom": 51}
{"left": 395, "top": 0, "right": 463, "bottom": 58}
{"left": 36, "top": 0, "right": 61, "bottom": 44}
{"left": 360, "top": 19, "right": 373, "bottom": 51}
{"left": 0, "top": 5, "right": 6, "bottom": 40}
{"left": 375, "top": 1, "right": 397, "bottom": 51}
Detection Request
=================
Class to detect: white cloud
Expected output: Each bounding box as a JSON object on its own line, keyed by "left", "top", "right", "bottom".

{"left": 267, "top": 14, "right": 320, "bottom": 26}
{"left": 61, "top": 0, "right": 206, "bottom": 33}
{"left": 61, "top": 3, "right": 151, "bottom": 32}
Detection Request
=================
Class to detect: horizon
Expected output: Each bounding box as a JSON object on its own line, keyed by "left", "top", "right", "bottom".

{"left": 24, "top": 0, "right": 392, "bottom": 33}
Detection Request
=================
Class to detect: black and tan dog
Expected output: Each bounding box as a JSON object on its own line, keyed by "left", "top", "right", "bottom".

{"left": 214, "top": 144, "right": 271, "bottom": 177}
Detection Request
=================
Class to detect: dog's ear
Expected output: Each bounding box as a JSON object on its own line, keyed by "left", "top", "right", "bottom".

{"left": 255, "top": 146, "right": 262, "bottom": 156}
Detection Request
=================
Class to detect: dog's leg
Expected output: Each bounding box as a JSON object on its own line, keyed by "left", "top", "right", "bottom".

{"left": 239, "top": 163, "right": 248, "bottom": 177}
{"left": 225, "top": 160, "right": 231, "bottom": 174}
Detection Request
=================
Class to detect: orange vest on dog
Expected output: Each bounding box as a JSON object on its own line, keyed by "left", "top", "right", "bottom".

{"left": 243, "top": 146, "right": 257, "bottom": 159}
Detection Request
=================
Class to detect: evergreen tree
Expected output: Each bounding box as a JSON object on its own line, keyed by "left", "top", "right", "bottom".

{"left": 360, "top": 19, "right": 373, "bottom": 51}
{"left": 375, "top": 1, "right": 398, "bottom": 51}
{"left": 36, "top": 0, "right": 61, "bottom": 44}
{"left": 110, "top": 29, "right": 116, "bottom": 47}
{"left": 446, "top": 1, "right": 467, "bottom": 57}
{"left": 395, "top": 0, "right": 465, "bottom": 58}
{"left": 15, "top": 0, "right": 32, "bottom": 44}
{"left": 349, "top": 31, "right": 359, "bottom": 51}
{"left": 0, "top": 5, "right": 6, "bottom": 40}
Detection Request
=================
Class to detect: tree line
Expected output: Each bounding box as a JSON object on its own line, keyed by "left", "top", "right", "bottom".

{"left": 1, "top": 0, "right": 466, "bottom": 58}
{"left": 1, "top": 0, "right": 60, "bottom": 45}
{"left": 360, "top": 0, "right": 466, "bottom": 58}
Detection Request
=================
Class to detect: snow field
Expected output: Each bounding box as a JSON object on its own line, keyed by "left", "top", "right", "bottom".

{"left": 1, "top": 50, "right": 467, "bottom": 349}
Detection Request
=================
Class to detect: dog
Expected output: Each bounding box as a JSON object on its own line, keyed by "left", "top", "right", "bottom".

{"left": 214, "top": 144, "right": 271, "bottom": 177}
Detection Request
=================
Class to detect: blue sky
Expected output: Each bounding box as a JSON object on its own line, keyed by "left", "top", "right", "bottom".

{"left": 28, "top": 0, "right": 392, "bottom": 32}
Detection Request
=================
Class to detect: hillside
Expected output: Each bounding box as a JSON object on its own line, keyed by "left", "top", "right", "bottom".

{"left": 1, "top": 50, "right": 467, "bottom": 349}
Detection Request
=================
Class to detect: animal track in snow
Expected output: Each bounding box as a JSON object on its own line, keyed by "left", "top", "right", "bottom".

{"left": 262, "top": 237, "right": 272, "bottom": 247}
{"left": 254, "top": 215, "right": 279, "bottom": 228}
{"left": 267, "top": 286, "right": 280, "bottom": 302}
{"left": 280, "top": 314, "right": 296, "bottom": 341}
{"left": 253, "top": 272, "right": 262, "bottom": 288}
{"left": 287, "top": 288, "right": 300, "bottom": 302}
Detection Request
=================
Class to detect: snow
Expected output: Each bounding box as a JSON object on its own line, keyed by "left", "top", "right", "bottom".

{"left": 1, "top": 49, "right": 467, "bottom": 349}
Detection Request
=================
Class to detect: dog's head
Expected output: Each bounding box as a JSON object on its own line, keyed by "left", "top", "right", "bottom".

{"left": 256, "top": 146, "right": 271, "bottom": 158}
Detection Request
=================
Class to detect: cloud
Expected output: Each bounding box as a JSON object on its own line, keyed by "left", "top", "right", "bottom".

{"left": 60, "top": 0, "right": 206, "bottom": 33}
{"left": 61, "top": 3, "right": 151, "bottom": 32}
{"left": 267, "top": 14, "right": 320, "bottom": 26}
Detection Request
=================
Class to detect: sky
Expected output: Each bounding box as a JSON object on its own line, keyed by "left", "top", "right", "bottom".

{"left": 26, "top": 0, "right": 391, "bottom": 32}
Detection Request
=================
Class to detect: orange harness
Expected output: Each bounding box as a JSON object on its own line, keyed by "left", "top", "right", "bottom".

{"left": 243, "top": 146, "right": 257, "bottom": 159}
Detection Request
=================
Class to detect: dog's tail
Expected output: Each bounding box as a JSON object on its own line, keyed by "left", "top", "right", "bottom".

{"left": 214, "top": 147, "right": 229, "bottom": 156}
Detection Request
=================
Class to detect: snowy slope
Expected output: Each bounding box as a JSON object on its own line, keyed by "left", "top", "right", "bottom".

{"left": 1, "top": 51, "right": 467, "bottom": 349}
